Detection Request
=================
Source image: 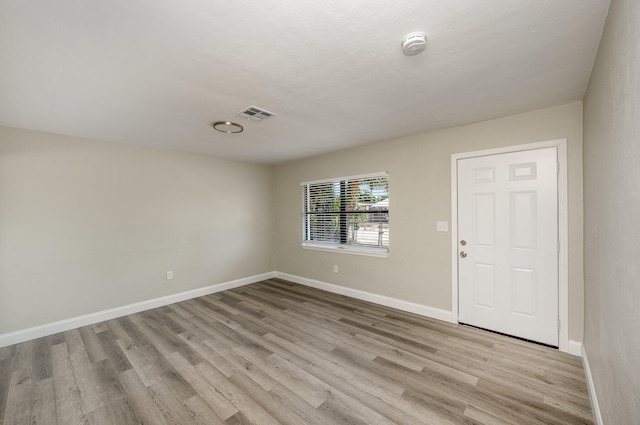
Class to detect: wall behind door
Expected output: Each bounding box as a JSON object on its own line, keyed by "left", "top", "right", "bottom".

{"left": 274, "top": 101, "right": 585, "bottom": 343}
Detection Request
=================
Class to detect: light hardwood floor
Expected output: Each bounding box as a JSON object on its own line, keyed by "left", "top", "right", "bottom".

{"left": 0, "top": 279, "right": 593, "bottom": 424}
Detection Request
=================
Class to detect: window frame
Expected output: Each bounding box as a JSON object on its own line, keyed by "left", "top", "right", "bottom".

{"left": 300, "top": 172, "right": 389, "bottom": 257}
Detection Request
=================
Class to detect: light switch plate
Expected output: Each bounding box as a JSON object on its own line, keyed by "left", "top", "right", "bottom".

{"left": 436, "top": 221, "right": 449, "bottom": 232}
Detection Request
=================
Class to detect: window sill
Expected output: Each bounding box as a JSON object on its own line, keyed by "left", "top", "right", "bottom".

{"left": 301, "top": 243, "right": 389, "bottom": 258}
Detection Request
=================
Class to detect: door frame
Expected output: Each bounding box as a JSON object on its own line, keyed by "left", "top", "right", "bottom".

{"left": 450, "top": 139, "right": 569, "bottom": 353}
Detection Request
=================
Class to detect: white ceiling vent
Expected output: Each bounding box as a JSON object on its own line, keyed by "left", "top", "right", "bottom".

{"left": 235, "top": 105, "right": 276, "bottom": 121}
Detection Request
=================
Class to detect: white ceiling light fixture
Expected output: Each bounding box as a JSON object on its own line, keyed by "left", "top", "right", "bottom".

{"left": 401, "top": 32, "right": 427, "bottom": 56}
{"left": 212, "top": 121, "right": 244, "bottom": 134}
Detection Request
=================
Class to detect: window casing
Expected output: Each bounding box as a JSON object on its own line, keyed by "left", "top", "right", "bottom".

{"left": 301, "top": 172, "right": 389, "bottom": 255}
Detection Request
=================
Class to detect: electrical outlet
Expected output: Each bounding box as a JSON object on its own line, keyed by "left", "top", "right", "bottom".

{"left": 436, "top": 221, "right": 449, "bottom": 232}
{"left": 333, "top": 265, "right": 339, "bottom": 273}
{"left": 166, "top": 271, "right": 174, "bottom": 280}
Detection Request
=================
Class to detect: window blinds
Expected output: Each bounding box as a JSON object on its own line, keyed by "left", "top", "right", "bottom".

{"left": 301, "top": 173, "right": 389, "bottom": 254}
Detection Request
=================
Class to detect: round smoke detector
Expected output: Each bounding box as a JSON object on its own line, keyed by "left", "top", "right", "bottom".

{"left": 401, "top": 32, "right": 427, "bottom": 56}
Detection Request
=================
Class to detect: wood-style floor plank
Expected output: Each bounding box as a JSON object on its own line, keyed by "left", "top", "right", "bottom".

{"left": 31, "top": 377, "right": 58, "bottom": 425}
{"left": 1, "top": 279, "right": 594, "bottom": 424}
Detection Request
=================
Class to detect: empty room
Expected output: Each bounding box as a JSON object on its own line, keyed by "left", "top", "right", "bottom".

{"left": 1, "top": 0, "right": 638, "bottom": 424}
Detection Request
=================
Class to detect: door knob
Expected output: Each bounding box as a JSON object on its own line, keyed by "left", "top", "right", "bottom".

{"left": 460, "top": 240, "right": 467, "bottom": 246}
{"left": 460, "top": 251, "right": 467, "bottom": 258}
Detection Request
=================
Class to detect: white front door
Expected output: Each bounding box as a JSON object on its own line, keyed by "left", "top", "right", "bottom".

{"left": 457, "top": 147, "right": 559, "bottom": 346}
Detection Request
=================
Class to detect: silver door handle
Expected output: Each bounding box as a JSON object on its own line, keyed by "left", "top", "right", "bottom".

{"left": 460, "top": 251, "right": 467, "bottom": 258}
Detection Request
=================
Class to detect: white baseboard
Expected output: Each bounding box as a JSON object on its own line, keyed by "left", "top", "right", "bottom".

{"left": 274, "top": 272, "right": 453, "bottom": 323}
{"left": 582, "top": 345, "right": 603, "bottom": 425}
{"left": 0, "top": 270, "right": 584, "bottom": 363}
{"left": 568, "top": 339, "right": 583, "bottom": 357}
{"left": 0, "top": 272, "right": 276, "bottom": 348}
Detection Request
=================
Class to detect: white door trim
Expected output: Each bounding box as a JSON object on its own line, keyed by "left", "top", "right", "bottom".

{"left": 451, "top": 139, "right": 569, "bottom": 353}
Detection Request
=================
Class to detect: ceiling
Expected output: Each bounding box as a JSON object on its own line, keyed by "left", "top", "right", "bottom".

{"left": 0, "top": 0, "right": 610, "bottom": 163}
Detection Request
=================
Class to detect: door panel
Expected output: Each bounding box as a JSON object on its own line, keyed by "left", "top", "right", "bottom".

{"left": 474, "top": 264, "right": 495, "bottom": 308}
{"left": 512, "top": 267, "right": 536, "bottom": 316}
{"left": 458, "top": 147, "right": 559, "bottom": 346}
{"left": 474, "top": 193, "right": 495, "bottom": 246}
{"left": 511, "top": 191, "right": 536, "bottom": 249}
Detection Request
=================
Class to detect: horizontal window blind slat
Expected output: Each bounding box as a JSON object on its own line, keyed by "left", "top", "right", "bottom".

{"left": 304, "top": 210, "right": 388, "bottom": 215}
{"left": 300, "top": 171, "right": 388, "bottom": 186}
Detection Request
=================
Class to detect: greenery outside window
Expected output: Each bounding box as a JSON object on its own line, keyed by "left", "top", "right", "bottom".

{"left": 301, "top": 172, "right": 389, "bottom": 255}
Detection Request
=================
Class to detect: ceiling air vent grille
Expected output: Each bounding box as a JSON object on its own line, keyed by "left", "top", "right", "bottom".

{"left": 236, "top": 105, "right": 276, "bottom": 121}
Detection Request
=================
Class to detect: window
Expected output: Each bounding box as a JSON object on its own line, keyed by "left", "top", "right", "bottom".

{"left": 301, "top": 172, "right": 389, "bottom": 255}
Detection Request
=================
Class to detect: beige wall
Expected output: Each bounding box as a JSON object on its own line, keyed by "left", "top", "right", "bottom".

{"left": 583, "top": 0, "right": 640, "bottom": 422}
{"left": 274, "top": 101, "right": 584, "bottom": 342}
{"left": 0, "top": 126, "right": 274, "bottom": 334}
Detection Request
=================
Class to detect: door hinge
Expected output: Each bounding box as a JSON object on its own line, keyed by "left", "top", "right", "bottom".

{"left": 558, "top": 241, "right": 560, "bottom": 253}
{"left": 557, "top": 162, "right": 560, "bottom": 174}
{"left": 557, "top": 320, "right": 561, "bottom": 332}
